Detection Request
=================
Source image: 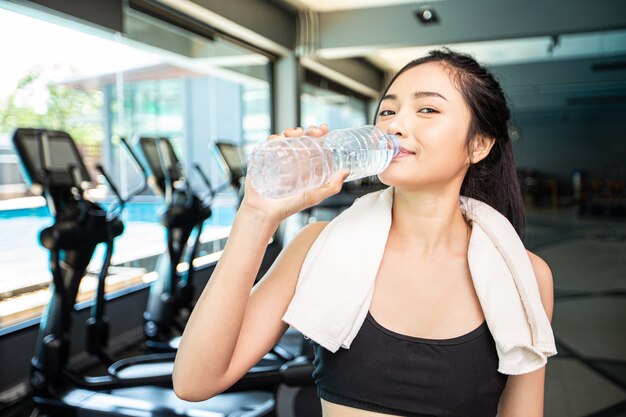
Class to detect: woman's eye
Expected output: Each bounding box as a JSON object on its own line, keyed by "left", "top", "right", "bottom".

{"left": 378, "top": 109, "right": 395, "bottom": 117}
{"left": 418, "top": 108, "right": 437, "bottom": 114}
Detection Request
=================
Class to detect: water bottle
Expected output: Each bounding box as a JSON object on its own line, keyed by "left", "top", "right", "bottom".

{"left": 247, "top": 125, "right": 400, "bottom": 199}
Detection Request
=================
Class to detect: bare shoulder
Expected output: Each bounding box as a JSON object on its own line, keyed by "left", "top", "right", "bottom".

{"left": 526, "top": 250, "right": 551, "bottom": 274}
{"left": 526, "top": 250, "right": 554, "bottom": 320}
{"left": 290, "top": 221, "right": 329, "bottom": 250}
{"left": 526, "top": 250, "right": 553, "bottom": 287}
{"left": 300, "top": 220, "right": 330, "bottom": 237}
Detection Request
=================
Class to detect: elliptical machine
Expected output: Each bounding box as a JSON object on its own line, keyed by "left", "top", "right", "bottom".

{"left": 13, "top": 128, "right": 276, "bottom": 417}
{"left": 137, "top": 137, "right": 215, "bottom": 352}
{"left": 134, "top": 137, "right": 321, "bottom": 417}
{"left": 137, "top": 138, "right": 296, "bottom": 361}
{"left": 210, "top": 141, "right": 285, "bottom": 278}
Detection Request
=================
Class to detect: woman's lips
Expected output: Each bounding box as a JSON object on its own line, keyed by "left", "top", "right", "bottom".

{"left": 393, "top": 148, "right": 416, "bottom": 160}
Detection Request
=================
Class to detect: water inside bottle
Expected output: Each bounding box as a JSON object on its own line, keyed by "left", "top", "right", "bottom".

{"left": 333, "top": 148, "right": 396, "bottom": 182}
{"left": 249, "top": 140, "right": 332, "bottom": 198}
{"left": 248, "top": 127, "right": 398, "bottom": 198}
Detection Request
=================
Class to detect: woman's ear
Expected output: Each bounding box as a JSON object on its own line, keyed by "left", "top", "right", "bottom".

{"left": 470, "top": 135, "right": 495, "bottom": 164}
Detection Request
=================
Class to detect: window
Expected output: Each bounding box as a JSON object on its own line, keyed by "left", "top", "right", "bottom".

{"left": 0, "top": 5, "right": 273, "bottom": 329}
{"left": 300, "top": 70, "right": 385, "bottom": 194}
{"left": 301, "top": 71, "right": 369, "bottom": 130}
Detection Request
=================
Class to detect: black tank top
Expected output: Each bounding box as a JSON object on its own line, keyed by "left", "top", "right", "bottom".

{"left": 311, "top": 311, "right": 508, "bottom": 417}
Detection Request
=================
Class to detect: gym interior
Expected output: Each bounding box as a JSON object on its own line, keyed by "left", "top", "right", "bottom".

{"left": 0, "top": 1, "right": 624, "bottom": 416}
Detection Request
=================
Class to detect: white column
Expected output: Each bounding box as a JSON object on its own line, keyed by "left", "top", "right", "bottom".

{"left": 273, "top": 51, "right": 301, "bottom": 133}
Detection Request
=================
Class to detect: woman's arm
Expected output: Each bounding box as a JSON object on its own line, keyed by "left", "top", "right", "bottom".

{"left": 173, "top": 124, "right": 346, "bottom": 402}
{"left": 497, "top": 250, "right": 554, "bottom": 417}
{"left": 173, "top": 210, "right": 330, "bottom": 401}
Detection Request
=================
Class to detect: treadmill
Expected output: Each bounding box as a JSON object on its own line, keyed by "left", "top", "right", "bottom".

{"left": 12, "top": 128, "right": 275, "bottom": 417}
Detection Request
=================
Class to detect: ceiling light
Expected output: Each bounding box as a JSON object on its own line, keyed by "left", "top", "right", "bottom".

{"left": 547, "top": 34, "right": 560, "bottom": 54}
{"left": 415, "top": 6, "right": 439, "bottom": 25}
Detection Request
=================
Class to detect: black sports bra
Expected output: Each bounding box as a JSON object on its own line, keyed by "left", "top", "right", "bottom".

{"left": 311, "top": 312, "right": 508, "bottom": 417}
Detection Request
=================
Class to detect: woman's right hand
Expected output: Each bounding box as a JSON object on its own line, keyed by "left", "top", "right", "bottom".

{"left": 240, "top": 124, "right": 350, "bottom": 225}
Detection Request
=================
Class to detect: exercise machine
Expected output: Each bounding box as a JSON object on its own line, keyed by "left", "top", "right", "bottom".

{"left": 13, "top": 128, "right": 275, "bottom": 417}
{"left": 137, "top": 138, "right": 290, "bottom": 359}
{"left": 137, "top": 137, "right": 214, "bottom": 352}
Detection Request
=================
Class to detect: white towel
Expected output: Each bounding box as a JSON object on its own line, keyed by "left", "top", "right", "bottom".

{"left": 282, "top": 187, "right": 557, "bottom": 375}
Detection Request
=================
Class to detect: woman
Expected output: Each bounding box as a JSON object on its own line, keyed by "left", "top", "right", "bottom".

{"left": 173, "top": 49, "right": 554, "bottom": 417}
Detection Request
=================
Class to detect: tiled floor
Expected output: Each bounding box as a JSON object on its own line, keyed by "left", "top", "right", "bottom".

{"left": 528, "top": 209, "right": 626, "bottom": 416}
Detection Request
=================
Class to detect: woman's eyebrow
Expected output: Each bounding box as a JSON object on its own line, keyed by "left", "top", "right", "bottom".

{"left": 381, "top": 91, "right": 448, "bottom": 102}
{"left": 413, "top": 91, "right": 448, "bottom": 101}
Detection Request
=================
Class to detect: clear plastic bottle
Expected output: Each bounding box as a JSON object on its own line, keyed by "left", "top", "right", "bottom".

{"left": 247, "top": 125, "right": 400, "bottom": 198}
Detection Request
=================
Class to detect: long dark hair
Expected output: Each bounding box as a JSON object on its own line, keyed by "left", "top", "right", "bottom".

{"left": 376, "top": 48, "right": 525, "bottom": 238}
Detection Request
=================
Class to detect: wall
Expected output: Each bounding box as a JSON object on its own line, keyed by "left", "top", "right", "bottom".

{"left": 512, "top": 105, "right": 626, "bottom": 194}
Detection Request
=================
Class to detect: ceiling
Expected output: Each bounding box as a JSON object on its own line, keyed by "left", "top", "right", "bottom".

{"left": 286, "top": 0, "right": 438, "bottom": 13}
{"left": 369, "top": 29, "right": 626, "bottom": 71}
{"left": 274, "top": 0, "right": 626, "bottom": 112}
{"left": 278, "top": 0, "right": 626, "bottom": 71}
{"left": 155, "top": 0, "right": 626, "bottom": 111}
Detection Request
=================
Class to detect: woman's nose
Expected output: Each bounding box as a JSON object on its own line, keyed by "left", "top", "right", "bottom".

{"left": 386, "top": 119, "right": 408, "bottom": 138}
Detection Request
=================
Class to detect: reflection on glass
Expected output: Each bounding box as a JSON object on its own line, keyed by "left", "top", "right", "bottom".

{"left": 0, "top": 4, "right": 272, "bottom": 322}
{"left": 301, "top": 81, "right": 368, "bottom": 131}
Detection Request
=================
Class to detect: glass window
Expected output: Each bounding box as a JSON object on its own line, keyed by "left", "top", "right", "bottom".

{"left": 301, "top": 71, "right": 369, "bottom": 130}
{"left": 0, "top": 5, "right": 273, "bottom": 329}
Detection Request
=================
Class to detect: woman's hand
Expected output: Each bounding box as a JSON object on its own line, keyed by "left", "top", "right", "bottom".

{"left": 240, "top": 124, "right": 349, "bottom": 225}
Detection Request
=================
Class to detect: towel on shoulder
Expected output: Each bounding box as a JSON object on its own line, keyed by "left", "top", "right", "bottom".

{"left": 282, "top": 187, "right": 557, "bottom": 375}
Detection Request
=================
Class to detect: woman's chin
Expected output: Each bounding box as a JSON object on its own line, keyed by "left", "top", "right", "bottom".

{"left": 377, "top": 172, "right": 393, "bottom": 187}
{"left": 378, "top": 163, "right": 413, "bottom": 184}
{"left": 377, "top": 171, "right": 409, "bottom": 188}
{"left": 378, "top": 169, "right": 429, "bottom": 191}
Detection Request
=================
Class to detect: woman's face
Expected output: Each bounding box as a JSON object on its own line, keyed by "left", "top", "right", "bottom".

{"left": 376, "top": 62, "right": 473, "bottom": 192}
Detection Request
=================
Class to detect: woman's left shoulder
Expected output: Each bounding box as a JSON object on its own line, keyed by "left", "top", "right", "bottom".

{"left": 526, "top": 250, "right": 552, "bottom": 278}
{"left": 526, "top": 250, "right": 554, "bottom": 320}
